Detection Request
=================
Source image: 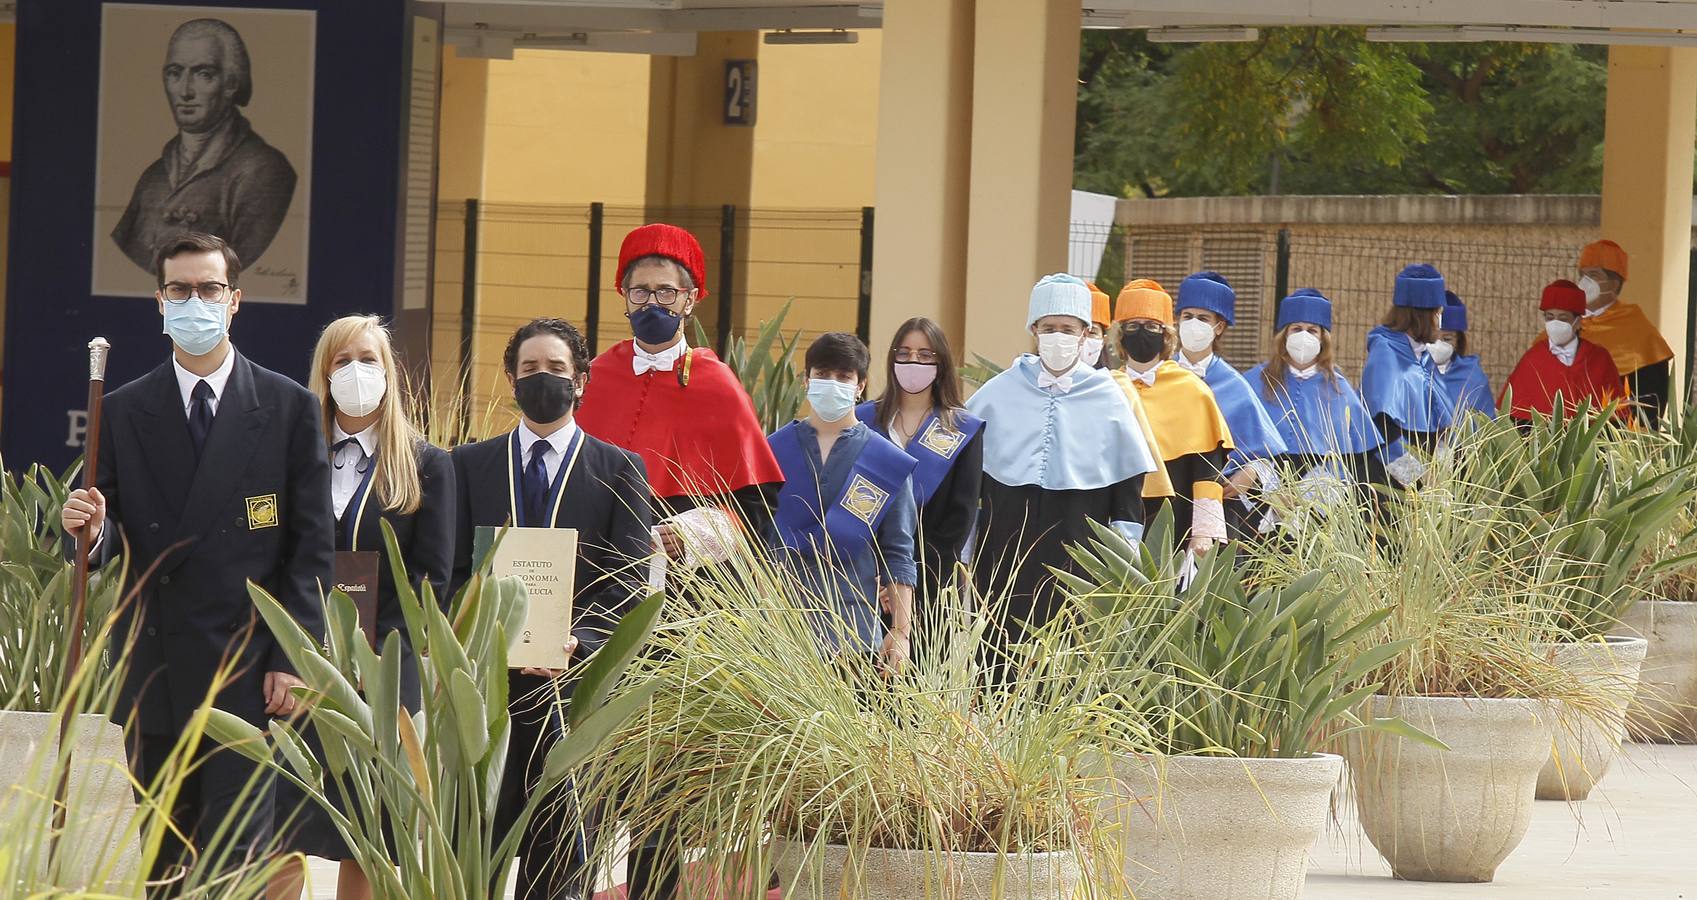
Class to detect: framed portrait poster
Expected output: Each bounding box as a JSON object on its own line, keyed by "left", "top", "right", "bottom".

{"left": 91, "top": 4, "right": 314, "bottom": 304}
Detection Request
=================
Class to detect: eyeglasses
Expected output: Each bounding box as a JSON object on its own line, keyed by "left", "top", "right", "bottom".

{"left": 161, "top": 282, "right": 232, "bottom": 303}
{"left": 626, "top": 287, "right": 692, "bottom": 308}
{"left": 894, "top": 349, "right": 938, "bottom": 364}
{"left": 1123, "top": 321, "right": 1165, "bottom": 335}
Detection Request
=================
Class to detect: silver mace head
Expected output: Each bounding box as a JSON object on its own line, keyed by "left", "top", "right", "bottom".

{"left": 88, "top": 337, "right": 112, "bottom": 382}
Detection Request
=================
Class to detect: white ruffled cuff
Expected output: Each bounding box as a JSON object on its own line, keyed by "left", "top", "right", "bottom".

{"left": 1385, "top": 452, "right": 1428, "bottom": 488}
{"left": 1192, "top": 496, "right": 1227, "bottom": 542}
{"left": 667, "top": 505, "right": 741, "bottom": 570}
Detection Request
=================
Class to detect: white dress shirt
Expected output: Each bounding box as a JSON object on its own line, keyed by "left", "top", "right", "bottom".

{"left": 1036, "top": 361, "right": 1079, "bottom": 393}
{"left": 1175, "top": 353, "right": 1213, "bottom": 379}
{"left": 517, "top": 418, "right": 581, "bottom": 485}
{"left": 633, "top": 337, "right": 690, "bottom": 375}
{"left": 330, "top": 423, "right": 378, "bottom": 519}
{"left": 171, "top": 347, "right": 235, "bottom": 416}
{"left": 1584, "top": 300, "right": 1614, "bottom": 319}
{"left": 1125, "top": 365, "right": 1160, "bottom": 388}
{"left": 1289, "top": 364, "right": 1320, "bottom": 380}
{"left": 1550, "top": 338, "right": 1579, "bottom": 367}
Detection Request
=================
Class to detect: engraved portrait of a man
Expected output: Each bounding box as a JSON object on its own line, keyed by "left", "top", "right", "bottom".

{"left": 110, "top": 18, "right": 297, "bottom": 271}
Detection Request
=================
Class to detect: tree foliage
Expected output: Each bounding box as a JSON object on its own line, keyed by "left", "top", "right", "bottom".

{"left": 1076, "top": 29, "right": 1609, "bottom": 197}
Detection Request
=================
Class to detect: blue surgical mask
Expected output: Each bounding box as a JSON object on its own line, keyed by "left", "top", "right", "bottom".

{"left": 807, "top": 378, "right": 859, "bottom": 423}
{"left": 162, "top": 298, "right": 228, "bottom": 357}
{"left": 629, "top": 304, "right": 684, "bottom": 345}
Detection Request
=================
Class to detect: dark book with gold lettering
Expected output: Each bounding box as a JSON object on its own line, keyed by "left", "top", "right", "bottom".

{"left": 333, "top": 550, "right": 380, "bottom": 648}
{"left": 473, "top": 525, "right": 578, "bottom": 669}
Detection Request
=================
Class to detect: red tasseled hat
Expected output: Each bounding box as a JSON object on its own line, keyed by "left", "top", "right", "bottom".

{"left": 1540, "top": 279, "right": 1586, "bottom": 316}
{"left": 617, "top": 224, "right": 709, "bottom": 298}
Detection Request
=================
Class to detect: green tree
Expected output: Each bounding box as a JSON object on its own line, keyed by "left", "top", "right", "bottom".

{"left": 1076, "top": 29, "right": 1609, "bottom": 198}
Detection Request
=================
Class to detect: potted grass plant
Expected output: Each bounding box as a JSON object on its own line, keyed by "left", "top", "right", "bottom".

{"left": 584, "top": 545, "right": 1100, "bottom": 900}
{"left": 1469, "top": 406, "right": 1696, "bottom": 798}
{"left": 1054, "top": 510, "right": 1429, "bottom": 900}
{"left": 1620, "top": 406, "right": 1697, "bottom": 744}
{"left": 206, "top": 522, "right": 663, "bottom": 899}
{"left": 1247, "top": 429, "right": 1610, "bottom": 884}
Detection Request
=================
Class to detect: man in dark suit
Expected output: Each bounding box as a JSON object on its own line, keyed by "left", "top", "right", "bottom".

{"left": 451, "top": 317, "right": 653, "bottom": 900}
{"left": 62, "top": 231, "right": 332, "bottom": 882}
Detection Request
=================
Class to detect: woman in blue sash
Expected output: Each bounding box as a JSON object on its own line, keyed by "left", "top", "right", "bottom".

{"left": 770, "top": 332, "right": 919, "bottom": 673}
{"left": 1170, "top": 271, "right": 1289, "bottom": 537}
{"left": 1360, "top": 263, "right": 1456, "bottom": 486}
{"left": 856, "top": 317, "right": 982, "bottom": 661}
{"left": 1246, "top": 290, "right": 1388, "bottom": 507}
{"left": 1431, "top": 290, "right": 1496, "bottom": 420}
{"left": 272, "top": 315, "right": 455, "bottom": 900}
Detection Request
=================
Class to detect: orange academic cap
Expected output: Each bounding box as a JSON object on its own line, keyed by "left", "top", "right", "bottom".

{"left": 1114, "top": 279, "right": 1173, "bottom": 325}
{"left": 1579, "top": 240, "right": 1628, "bottom": 281}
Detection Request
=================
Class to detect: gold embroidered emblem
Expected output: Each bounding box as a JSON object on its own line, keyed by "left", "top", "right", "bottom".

{"left": 917, "top": 419, "right": 965, "bottom": 459}
{"left": 840, "top": 475, "right": 889, "bottom": 525}
{"left": 245, "top": 494, "right": 279, "bottom": 530}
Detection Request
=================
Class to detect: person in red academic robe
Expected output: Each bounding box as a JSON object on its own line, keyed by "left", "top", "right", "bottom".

{"left": 572, "top": 223, "right": 784, "bottom": 900}
{"left": 1500, "top": 279, "right": 1626, "bottom": 422}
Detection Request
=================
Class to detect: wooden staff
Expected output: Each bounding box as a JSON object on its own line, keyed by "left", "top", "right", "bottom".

{"left": 51, "top": 337, "right": 110, "bottom": 851}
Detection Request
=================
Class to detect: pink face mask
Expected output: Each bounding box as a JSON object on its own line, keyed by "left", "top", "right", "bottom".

{"left": 893, "top": 362, "right": 938, "bottom": 394}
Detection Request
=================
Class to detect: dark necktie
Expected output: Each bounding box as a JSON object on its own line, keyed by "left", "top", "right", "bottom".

{"left": 523, "top": 441, "right": 551, "bottom": 527}
{"left": 187, "top": 380, "right": 214, "bottom": 460}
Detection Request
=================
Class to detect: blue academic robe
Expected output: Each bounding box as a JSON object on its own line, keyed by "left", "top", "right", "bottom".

{"left": 1186, "top": 355, "right": 1289, "bottom": 472}
{"left": 1437, "top": 355, "right": 1496, "bottom": 419}
{"left": 1244, "top": 364, "right": 1383, "bottom": 460}
{"left": 1360, "top": 325, "right": 1455, "bottom": 461}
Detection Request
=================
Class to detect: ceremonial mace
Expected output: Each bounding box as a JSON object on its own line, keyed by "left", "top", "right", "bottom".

{"left": 51, "top": 337, "right": 110, "bottom": 853}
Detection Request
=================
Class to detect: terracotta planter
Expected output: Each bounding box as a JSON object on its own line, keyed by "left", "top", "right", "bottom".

{"left": 1102, "top": 752, "right": 1341, "bottom": 900}
{"left": 769, "top": 839, "right": 1079, "bottom": 900}
{"left": 1620, "top": 599, "right": 1697, "bottom": 743}
{"left": 1344, "top": 696, "right": 1552, "bottom": 883}
{"left": 0, "top": 710, "right": 139, "bottom": 888}
{"left": 1534, "top": 636, "right": 1649, "bottom": 800}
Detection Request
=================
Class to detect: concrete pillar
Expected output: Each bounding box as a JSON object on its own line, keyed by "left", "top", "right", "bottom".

{"left": 1600, "top": 44, "right": 1697, "bottom": 383}
{"left": 438, "top": 46, "right": 489, "bottom": 202}
{"left": 869, "top": 0, "right": 975, "bottom": 358}
{"left": 961, "top": 0, "right": 1081, "bottom": 368}
{"left": 646, "top": 32, "right": 757, "bottom": 345}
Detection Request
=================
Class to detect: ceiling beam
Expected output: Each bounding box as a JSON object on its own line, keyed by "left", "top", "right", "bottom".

{"left": 1097, "top": 0, "right": 1697, "bottom": 31}
{"left": 442, "top": 2, "right": 879, "bottom": 33}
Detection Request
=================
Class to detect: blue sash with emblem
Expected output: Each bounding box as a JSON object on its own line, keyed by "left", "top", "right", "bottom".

{"left": 855, "top": 401, "right": 984, "bottom": 507}
{"left": 769, "top": 422, "right": 917, "bottom": 560}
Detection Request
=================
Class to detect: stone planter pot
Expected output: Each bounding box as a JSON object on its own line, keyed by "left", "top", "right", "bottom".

{"left": 1344, "top": 695, "right": 1552, "bottom": 883}
{"left": 770, "top": 839, "right": 1079, "bottom": 900}
{"left": 1620, "top": 599, "right": 1697, "bottom": 743}
{"left": 1534, "top": 636, "right": 1649, "bottom": 800}
{"left": 0, "top": 710, "right": 139, "bottom": 889}
{"left": 1101, "top": 752, "right": 1341, "bottom": 900}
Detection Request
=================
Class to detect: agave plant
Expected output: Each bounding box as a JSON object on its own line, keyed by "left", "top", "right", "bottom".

{"left": 0, "top": 459, "right": 124, "bottom": 712}
{"left": 694, "top": 299, "right": 806, "bottom": 433}
{"left": 206, "top": 521, "right": 662, "bottom": 899}
{"left": 1053, "top": 508, "right": 1432, "bottom": 759}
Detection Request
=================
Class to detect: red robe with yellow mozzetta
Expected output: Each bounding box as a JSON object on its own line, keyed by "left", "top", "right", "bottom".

{"left": 1499, "top": 339, "right": 1625, "bottom": 421}
{"left": 576, "top": 339, "right": 784, "bottom": 521}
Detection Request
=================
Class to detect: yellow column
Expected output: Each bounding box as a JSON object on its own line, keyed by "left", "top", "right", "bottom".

{"left": 1600, "top": 44, "right": 1697, "bottom": 381}
{"left": 646, "top": 33, "right": 758, "bottom": 346}
{"left": 961, "top": 0, "right": 1081, "bottom": 368}
{"left": 869, "top": 0, "right": 975, "bottom": 358}
{"left": 438, "top": 46, "right": 489, "bottom": 202}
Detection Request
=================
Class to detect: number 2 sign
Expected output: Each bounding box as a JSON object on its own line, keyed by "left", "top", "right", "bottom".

{"left": 724, "top": 60, "right": 757, "bottom": 126}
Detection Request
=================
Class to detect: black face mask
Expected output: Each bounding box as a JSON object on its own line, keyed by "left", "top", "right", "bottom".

{"left": 514, "top": 371, "right": 577, "bottom": 423}
{"left": 1120, "top": 329, "right": 1166, "bottom": 364}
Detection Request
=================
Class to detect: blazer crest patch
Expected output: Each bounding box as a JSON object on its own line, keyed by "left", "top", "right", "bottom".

{"left": 840, "top": 475, "right": 889, "bottom": 525}
{"left": 246, "top": 494, "right": 280, "bottom": 530}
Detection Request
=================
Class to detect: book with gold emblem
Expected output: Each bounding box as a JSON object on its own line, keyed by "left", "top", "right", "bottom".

{"left": 333, "top": 550, "right": 380, "bottom": 648}
{"left": 474, "top": 525, "right": 578, "bottom": 669}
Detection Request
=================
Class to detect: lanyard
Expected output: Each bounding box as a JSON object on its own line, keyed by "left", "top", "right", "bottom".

{"left": 506, "top": 428, "right": 586, "bottom": 528}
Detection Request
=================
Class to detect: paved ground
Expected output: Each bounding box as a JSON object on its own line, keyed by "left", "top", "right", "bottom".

{"left": 309, "top": 743, "right": 1697, "bottom": 898}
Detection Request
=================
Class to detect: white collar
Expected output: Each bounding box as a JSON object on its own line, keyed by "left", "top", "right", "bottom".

{"left": 1175, "top": 353, "right": 1213, "bottom": 377}
{"left": 332, "top": 421, "right": 379, "bottom": 457}
{"left": 1289, "top": 364, "right": 1319, "bottom": 380}
{"left": 1437, "top": 361, "right": 1452, "bottom": 375}
{"left": 517, "top": 418, "right": 579, "bottom": 458}
{"left": 1550, "top": 338, "right": 1579, "bottom": 366}
{"left": 171, "top": 346, "right": 236, "bottom": 410}
{"left": 1584, "top": 300, "right": 1615, "bottom": 319}
{"left": 1408, "top": 335, "right": 1427, "bottom": 357}
{"left": 633, "top": 336, "right": 690, "bottom": 374}
{"left": 1125, "top": 364, "right": 1160, "bottom": 387}
{"left": 1036, "top": 363, "right": 1077, "bottom": 393}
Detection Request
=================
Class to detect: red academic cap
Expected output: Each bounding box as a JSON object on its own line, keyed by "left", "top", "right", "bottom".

{"left": 617, "top": 223, "right": 709, "bottom": 298}
{"left": 1540, "top": 279, "right": 1586, "bottom": 316}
